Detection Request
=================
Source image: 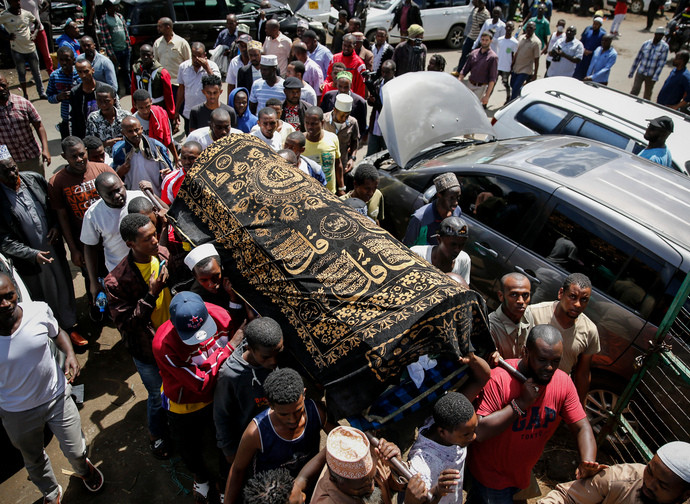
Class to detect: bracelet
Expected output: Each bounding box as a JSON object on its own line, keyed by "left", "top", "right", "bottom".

{"left": 511, "top": 399, "right": 526, "bottom": 417}
{"left": 337, "top": 186, "right": 347, "bottom": 192}
{"left": 228, "top": 301, "right": 243, "bottom": 310}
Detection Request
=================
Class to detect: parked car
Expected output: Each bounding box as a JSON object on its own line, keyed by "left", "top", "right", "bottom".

{"left": 491, "top": 77, "right": 690, "bottom": 175}
{"left": 124, "top": 0, "right": 326, "bottom": 55}
{"left": 328, "top": 0, "right": 472, "bottom": 48}
{"left": 606, "top": 0, "right": 671, "bottom": 14}
{"left": 365, "top": 72, "right": 690, "bottom": 432}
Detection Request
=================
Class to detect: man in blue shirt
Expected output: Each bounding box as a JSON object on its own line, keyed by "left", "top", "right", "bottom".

{"left": 77, "top": 36, "right": 118, "bottom": 90}
{"left": 657, "top": 50, "right": 690, "bottom": 110}
{"left": 574, "top": 16, "right": 605, "bottom": 80}
{"left": 629, "top": 28, "right": 669, "bottom": 100}
{"left": 638, "top": 116, "right": 673, "bottom": 169}
{"left": 583, "top": 34, "right": 617, "bottom": 85}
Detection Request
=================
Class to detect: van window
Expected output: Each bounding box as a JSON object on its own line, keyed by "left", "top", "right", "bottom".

{"left": 562, "top": 118, "right": 632, "bottom": 151}
{"left": 174, "top": 0, "right": 227, "bottom": 21}
{"left": 423, "top": 0, "right": 451, "bottom": 8}
{"left": 535, "top": 203, "right": 668, "bottom": 322}
{"left": 516, "top": 102, "right": 568, "bottom": 134}
{"left": 457, "top": 174, "right": 546, "bottom": 243}
{"left": 451, "top": 0, "right": 470, "bottom": 5}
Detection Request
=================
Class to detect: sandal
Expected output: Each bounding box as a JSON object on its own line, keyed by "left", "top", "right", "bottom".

{"left": 193, "top": 480, "right": 210, "bottom": 503}
{"left": 82, "top": 458, "right": 104, "bottom": 492}
{"left": 150, "top": 437, "right": 171, "bottom": 460}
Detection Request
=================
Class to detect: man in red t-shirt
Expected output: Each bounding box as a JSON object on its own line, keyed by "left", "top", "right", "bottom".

{"left": 325, "top": 34, "right": 366, "bottom": 99}
{"left": 466, "top": 324, "right": 602, "bottom": 504}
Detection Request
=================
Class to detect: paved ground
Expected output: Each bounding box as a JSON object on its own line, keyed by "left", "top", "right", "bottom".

{"left": 0, "top": 9, "right": 675, "bottom": 504}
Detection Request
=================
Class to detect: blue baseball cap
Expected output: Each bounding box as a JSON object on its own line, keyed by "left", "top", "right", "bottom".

{"left": 169, "top": 292, "right": 217, "bottom": 345}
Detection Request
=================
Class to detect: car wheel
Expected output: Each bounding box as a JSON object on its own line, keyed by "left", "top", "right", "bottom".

{"left": 629, "top": 0, "right": 644, "bottom": 13}
{"left": 585, "top": 373, "right": 636, "bottom": 443}
{"left": 445, "top": 24, "right": 465, "bottom": 49}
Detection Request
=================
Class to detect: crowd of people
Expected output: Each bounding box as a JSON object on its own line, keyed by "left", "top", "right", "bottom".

{"left": 1, "top": 0, "right": 690, "bottom": 503}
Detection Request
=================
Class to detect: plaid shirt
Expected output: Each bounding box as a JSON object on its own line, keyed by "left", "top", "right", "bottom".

{"left": 0, "top": 94, "right": 41, "bottom": 162}
{"left": 629, "top": 39, "right": 669, "bottom": 81}
{"left": 96, "top": 12, "right": 130, "bottom": 59}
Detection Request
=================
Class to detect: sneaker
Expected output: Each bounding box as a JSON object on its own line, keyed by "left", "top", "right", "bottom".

{"left": 82, "top": 458, "right": 104, "bottom": 492}
{"left": 193, "top": 480, "right": 210, "bottom": 503}
{"left": 44, "top": 485, "right": 62, "bottom": 504}
{"left": 39, "top": 93, "right": 48, "bottom": 100}
{"left": 69, "top": 330, "right": 89, "bottom": 347}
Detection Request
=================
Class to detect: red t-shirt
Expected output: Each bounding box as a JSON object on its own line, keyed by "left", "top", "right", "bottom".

{"left": 468, "top": 359, "right": 585, "bottom": 490}
{"left": 614, "top": 0, "right": 628, "bottom": 15}
{"left": 48, "top": 161, "right": 117, "bottom": 244}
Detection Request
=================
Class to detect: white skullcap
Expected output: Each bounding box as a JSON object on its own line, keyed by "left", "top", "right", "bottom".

{"left": 0, "top": 145, "right": 10, "bottom": 161}
{"left": 657, "top": 441, "right": 690, "bottom": 483}
{"left": 593, "top": 16, "right": 604, "bottom": 24}
{"left": 260, "top": 54, "right": 278, "bottom": 66}
{"left": 184, "top": 243, "right": 220, "bottom": 271}
{"left": 334, "top": 94, "right": 353, "bottom": 113}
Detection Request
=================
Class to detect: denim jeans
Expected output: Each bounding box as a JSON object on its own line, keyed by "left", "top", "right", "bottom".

{"left": 114, "top": 49, "right": 131, "bottom": 94}
{"left": 11, "top": 49, "right": 45, "bottom": 95}
{"left": 132, "top": 357, "right": 167, "bottom": 439}
{"left": 466, "top": 478, "right": 519, "bottom": 504}
{"left": 510, "top": 72, "right": 530, "bottom": 101}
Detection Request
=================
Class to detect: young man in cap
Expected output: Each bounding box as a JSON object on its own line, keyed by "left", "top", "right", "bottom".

{"left": 0, "top": 272, "right": 104, "bottom": 504}
{"left": 214, "top": 317, "right": 284, "bottom": 465}
{"left": 353, "top": 32, "right": 374, "bottom": 71}
{"left": 311, "top": 425, "right": 429, "bottom": 504}
{"left": 467, "top": 325, "right": 600, "bottom": 504}
{"left": 224, "top": 368, "right": 332, "bottom": 504}
{"left": 527, "top": 273, "right": 599, "bottom": 405}
{"left": 249, "top": 54, "right": 285, "bottom": 114}
{"left": 403, "top": 173, "right": 462, "bottom": 247}
{"left": 103, "top": 212, "right": 172, "bottom": 460}
{"left": 539, "top": 441, "right": 690, "bottom": 504}
{"left": 153, "top": 290, "right": 244, "bottom": 502}
{"left": 411, "top": 216, "right": 472, "bottom": 284}
{"left": 236, "top": 40, "right": 264, "bottom": 95}
{"left": 392, "top": 24, "right": 427, "bottom": 75}
{"left": 303, "top": 106, "right": 344, "bottom": 195}
{"left": 225, "top": 32, "right": 253, "bottom": 94}
{"left": 629, "top": 27, "right": 669, "bottom": 101}
{"left": 324, "top": 94, "right": 359, "bottom": 175}
{"left": 639, "top": 116, "right": 674, "bottom": 168}
{"left": 281, "top": 76, "right": 310, "bottom": 130}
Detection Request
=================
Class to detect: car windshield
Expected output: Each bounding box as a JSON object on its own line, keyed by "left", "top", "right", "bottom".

{"left": 370, "top": 0, "right": 396, "bottom": 8}
{"left": 526, "top": 141, "right": 619, "bottom": 177}
{"left": 425, "top": 140, "right": 528, "bottom": 167}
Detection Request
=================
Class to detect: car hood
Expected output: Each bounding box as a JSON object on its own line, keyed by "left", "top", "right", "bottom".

{"left": 379, "top": 72, "right": 495, "bottom": 168}
{"left": 275, "top": 0, "right": 306, "bottom": 11}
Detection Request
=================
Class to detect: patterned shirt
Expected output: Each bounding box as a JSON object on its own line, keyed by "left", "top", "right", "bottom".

{"left": 629, "top": 39, "right": 669, "bottom": 81}
{"left": 96, "top": 12, "right": 130, "bottom": 59}
{"left": 46, "top": 67, "right": 80, "bottom": 122}
{"left": 85, "top": 108, "right": 132, "bottom": 154}
{"left": 0, "top": 93, "right": 41, "bottom": 162}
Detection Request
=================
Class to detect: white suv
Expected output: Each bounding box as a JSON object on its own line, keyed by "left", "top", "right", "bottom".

{"left": 492, "top": 76, "right": 690, "bottom": 175}
{"left": 328, "top": 0, "right": 472, "bottom": 48}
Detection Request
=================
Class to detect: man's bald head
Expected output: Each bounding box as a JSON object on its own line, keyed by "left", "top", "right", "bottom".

{"left": 526, "top": 324, "right": 562, "bottom": 350}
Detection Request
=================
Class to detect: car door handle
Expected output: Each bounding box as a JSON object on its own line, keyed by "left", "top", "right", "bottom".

{"left": 475, "top": 242, "right": 499, "bottom": 258}
{"left": 514, "top": 266, "right": 542, "bottom": 284}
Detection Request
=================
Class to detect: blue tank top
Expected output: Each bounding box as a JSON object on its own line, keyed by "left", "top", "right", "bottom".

{"left": 252, "top": 398, "right": 322, "bottom": 477}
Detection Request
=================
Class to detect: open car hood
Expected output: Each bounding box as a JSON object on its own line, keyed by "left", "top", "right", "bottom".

{"left": 273, "top": 0, "right": 306, "bottom": 11}
{"left": 379, "top": 72, "right": 495, "bottom": 168}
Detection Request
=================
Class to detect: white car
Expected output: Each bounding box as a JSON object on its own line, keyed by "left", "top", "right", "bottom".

{"left": 328, "top": 0, "right": 472, "bottom": 48}
{"left": 606, "top": 0, "right": 672, "bottom": 14}
{"left": 491, "top": 76, "right": 690, "bottom": 175}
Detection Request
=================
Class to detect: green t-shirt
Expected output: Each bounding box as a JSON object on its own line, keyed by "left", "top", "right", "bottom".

{"left": 106, "top": 14, "right": 127, "bottom": 51}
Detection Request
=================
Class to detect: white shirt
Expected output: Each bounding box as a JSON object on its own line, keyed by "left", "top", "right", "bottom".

{"left": 473, "top": 18, "right": 507, "bottom": 53}
{"left": 497, "top": 36, "right": 519, "bottom": 72}
{"left": 408, "top": 418, "right": 468, "bottom": 504}
{"left": 0, "top": 302, "right": 63, "bottom": 412}
{"left": 251, "top": 128, "right": 283, "bottom": 151}
{"left": 546, "top": 38, "right": 584, "bottom": 77}
{"left": 545, "top": 30, "right": 565, "bottom": 63}
{"left": 177, "top": 59, "right": 221, "bottom": 119}
{"left": 187, "top": 127, "right": 244, "bottom": 150}
{"left": 80, "top": 190, "right": 145, "bottom": 271}
{"left": 225, "top": 54, "right": 245, "bottom": 86}
{"left": 410, "top": 245, "right": 471, "bottom": 284}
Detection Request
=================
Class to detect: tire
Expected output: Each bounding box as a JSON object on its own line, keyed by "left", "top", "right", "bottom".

{"left": 445, "top": 24, "right": 465, "bottom": 49}
{"left": 629, "top": 0, "right": 644, "bottom": 13}
{"left": 585, "top": 372, "right": 636, "bottom": 443}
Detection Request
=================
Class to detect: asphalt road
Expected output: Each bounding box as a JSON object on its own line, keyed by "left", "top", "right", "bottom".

{"left": 0, "top": 9, "right": 678, "bottom": 504}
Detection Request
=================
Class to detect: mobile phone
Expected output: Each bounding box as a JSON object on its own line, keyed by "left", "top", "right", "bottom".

{"left": 158, "top": 259, "right": 167, "bottom": 275}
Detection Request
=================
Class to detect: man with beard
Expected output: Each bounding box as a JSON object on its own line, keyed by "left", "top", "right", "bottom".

{"left": 539, "top": 441, "right": 690, "bottom": 504}
{"left": 311, "top": 425, "right": 430, "bottom": 504}
{"left": 403, "top": 172, "right": 462, "bottom": 247}
{"left": 466, "top": 325, "right": 600, "bottom": 504}
{"left": 527, "top": 273, "right": 599, "bottom": 404}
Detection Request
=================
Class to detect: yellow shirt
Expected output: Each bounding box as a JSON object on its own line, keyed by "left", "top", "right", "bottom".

{"left": 304, "top": 131, "right": 340, "bottom": 193}
{"left": 152, "top": 34, "right": 192, "bottom": 84}
{"left": 135, "top": 256, "right": 171, "bottom": 330}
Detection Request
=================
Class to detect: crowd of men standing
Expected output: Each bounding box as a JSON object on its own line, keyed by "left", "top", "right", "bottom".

{"left": 1, "top": 0, "right": 690, "bottom": 503}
